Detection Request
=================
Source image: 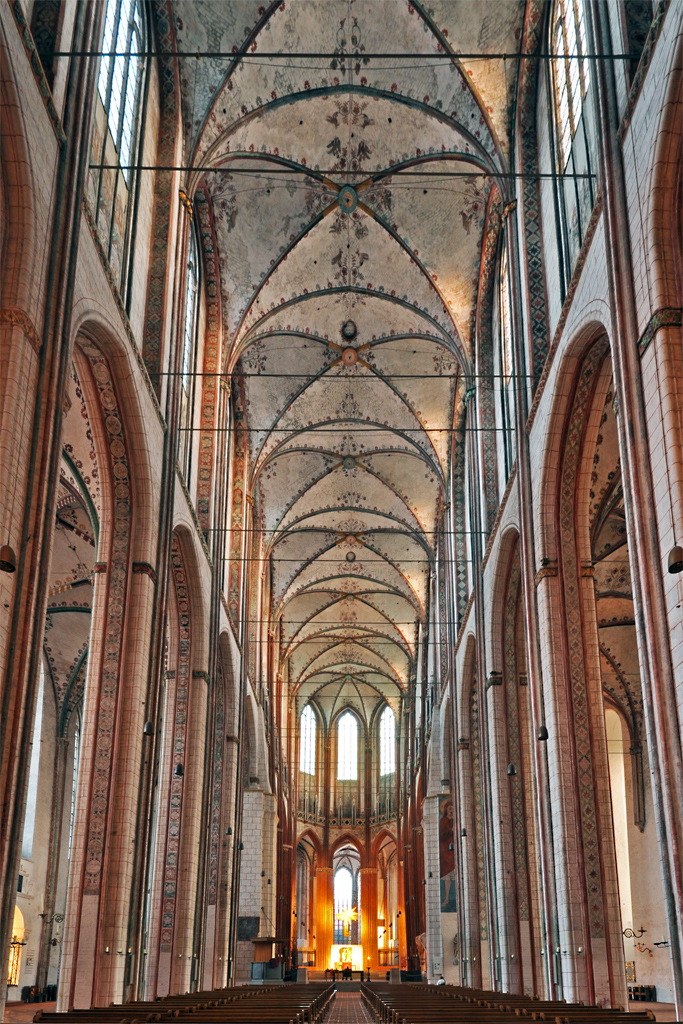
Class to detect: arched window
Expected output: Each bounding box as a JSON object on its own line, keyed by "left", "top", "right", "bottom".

{"left": 179, "top": 227, "right": 200, "bottom": 481}
{"left": 379, "top": 705, "right": 395, "bottom": 776}
{"left": 337, "top": 712, "right": 358, "bottom": 780}
{"left": 98, "top": 0, "right": 143, "bottom": 175}
{"left": 89, "top": 0, "right": 145, "bottom": 294}
{"left": 553, "top": 0, "right": 591, "bottom": 167}
{"left": 300, "top": 704, "right": 317, "bottom": 776}
{"left": 498, "top": 241, "right": 516, "bottom": 480}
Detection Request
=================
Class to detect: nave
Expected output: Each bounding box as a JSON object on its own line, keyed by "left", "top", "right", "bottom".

{"left": 1, "top": 0, "right": 683, "bottom": 1020}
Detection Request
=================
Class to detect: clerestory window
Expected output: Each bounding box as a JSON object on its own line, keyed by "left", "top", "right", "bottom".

{"left": 178, "top": 227, "right": 200, "bottom": 482}
{"left": 337, "top": 712, "right": 358, "bottom": 780}
{"left": 379, "top": 705, "right": 395, "bottom": 776}
{"left": 89, "top": 0, "right": 145, "bottom": 297}
{"left": 553, "top": 0, "right": 591, "bottom": 168}
{"left": 498, "top": 240, "right": 516, "bottom": 480}
{"left": 300, "top": 704, "right": 317, "bottom": 776}
{"left": 98, "top": 0, "right": 143, "bottom": 179}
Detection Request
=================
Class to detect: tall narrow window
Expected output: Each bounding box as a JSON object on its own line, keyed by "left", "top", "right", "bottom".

{"left": 498, "top": 241, "right": 516, "bottom": 481}
{"left": 300, "top": 704, "right": 317, "bottom": 776}
{"left": 553, "top": 0, "right": 591, "bottom": 167}
{"left": 21, "top": 663, "right": 44, "bottom": 860}
{"left": 98, "top": 0, "right": 142, "bottom": 177}
{"left": 89, "top": 0, "right": 145, "bottom": 293}
{"left": 337, "top": 712, "right": 358, "bottom": 780}
{"left": 379, "top": 705, "right": 395, "bottom": 775}
{"left": 179, "top": 228, "right": 200, "bottom": 481}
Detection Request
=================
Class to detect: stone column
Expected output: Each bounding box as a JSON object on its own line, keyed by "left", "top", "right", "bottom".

{"left": 420, "top": 795, "right": 443, "bottom": 982}
{"left": 486, "top": 677, "right": 519, "bottom": 993}
{"left": 360, "top": 866, "right": 379, "bottom": 972}
{"left": 314, "top": 865, "right": 333, "bottom": 972}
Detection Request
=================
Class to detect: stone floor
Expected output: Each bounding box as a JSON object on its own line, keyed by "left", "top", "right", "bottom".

{"left": 326, "top": 991, "right": 374, "bottom": 1023}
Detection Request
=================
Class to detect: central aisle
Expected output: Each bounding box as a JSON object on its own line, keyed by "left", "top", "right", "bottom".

{"left": 326, "top": 991, "right": 374, "bottom": 1024}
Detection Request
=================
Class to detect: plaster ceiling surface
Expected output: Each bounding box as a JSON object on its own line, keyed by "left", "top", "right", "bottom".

{"left": 172, "top": 0, "right": 525, "bottom": 721}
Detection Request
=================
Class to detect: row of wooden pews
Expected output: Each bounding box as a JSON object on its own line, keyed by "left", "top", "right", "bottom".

{"left": 360, "top": 983, "right": 658, "bottom": 1024}
{"left": 33, "top": 983, "right": 335, "bottom": 1024}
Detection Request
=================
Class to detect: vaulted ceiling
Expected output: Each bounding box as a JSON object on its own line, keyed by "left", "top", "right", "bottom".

{"left": 172, "top": 0, "right": 528, "bottom": 726}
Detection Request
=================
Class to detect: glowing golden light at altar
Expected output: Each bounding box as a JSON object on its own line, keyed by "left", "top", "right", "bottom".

{"left": 335, "top": 906, "right": 358, "bottom": 937}
{"left": 330, "top": 945, "right": 363, "bottom": 971}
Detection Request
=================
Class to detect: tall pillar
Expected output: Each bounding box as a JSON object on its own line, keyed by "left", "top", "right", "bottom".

{"left": 421, "top": 795, "right": 444, "bottom": 983}
{"left": 360, "top": 867, "right": 378, "bottom": 972}
{"left": 314, "top": 865, "right": 333, "bottom": 971}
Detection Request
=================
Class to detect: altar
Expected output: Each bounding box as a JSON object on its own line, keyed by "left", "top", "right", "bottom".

{"left": 330, "top": 944, "right": 363, "bottom": 971}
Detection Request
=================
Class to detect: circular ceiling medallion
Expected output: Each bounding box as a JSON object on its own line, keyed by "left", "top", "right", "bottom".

{"left": 342, "top": 456, "right": 356, "bottom": 470}
{"left": 342, "top": 347, "right": 358, "bottom": 366}
{"left": 341, "top": 319, "right": 357, "bottom": 341}
{"left": 346, "top": 551, "right": 356, "bottom": 562}
{"left": 338, "top": 185, "right": 358, "bottom": 214}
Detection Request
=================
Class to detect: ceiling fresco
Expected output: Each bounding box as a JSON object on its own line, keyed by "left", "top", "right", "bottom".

{"left": 172, "top": 0, "right": 527, "bottom": 727}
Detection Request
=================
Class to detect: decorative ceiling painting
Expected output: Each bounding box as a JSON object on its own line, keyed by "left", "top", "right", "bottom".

{"left": 172, "top": 0, "right": 526, "bottom": 728}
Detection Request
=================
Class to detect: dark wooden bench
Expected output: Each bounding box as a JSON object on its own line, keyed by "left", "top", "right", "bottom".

{"left": 34, "top": 983, "right": 336, "bottom": 1024}
{"left": 361, "top": 982, "right": 656, "bottom": 1024}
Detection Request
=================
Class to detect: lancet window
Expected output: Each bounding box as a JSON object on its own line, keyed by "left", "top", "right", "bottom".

{"left": 553, "top": 0, "right": 591, "bottom": 167}
{"left": 337, "top": 712, "right": 358, "bottom": 781}
{"left": 89, "top": 0, "right": 145, "bottom": 295}
{"left": 98, "top": 0, "right": 143, "bottom": 175}
{"left": 379, "top": 705, "right": 395, "bottom": 776}
{"left": 300, "top": 704, "right": 317, "bottom": 776}
{"left": 179, "top": 227, "right": 200, "bottom": 482}
{"left": 498, "top": 240, "right": 516, "bottom": 481}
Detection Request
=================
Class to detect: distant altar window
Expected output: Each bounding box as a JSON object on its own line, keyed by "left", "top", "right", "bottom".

{"left": 300, "top": 704, "right": 317, "bottom": 776}
{"left": 337, "top": 712, "right": 358, "bottom": 780}
{"left": 379, "top": 705, "right": 395, "bottom": 775}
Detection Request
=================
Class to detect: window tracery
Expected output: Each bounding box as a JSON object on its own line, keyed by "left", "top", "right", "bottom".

{"left": 498, "top": 240, "right": 516, "bottom": 480}
{"left": 379, "top": 705, "right": 395, "bottom": 776}
{"left": 553, "top": 0, "right": 591, "bottom": 167}
{"left": 179, "top": 228, "right": 200, "bottom": 482}
{"left": 300, "top": 704, "right": 317, "bottom": 776}
{"left": 98, "top": 0, "right": 142, "bottom": 178}
{"left": 337, "top": 712, "right": 358, "bottom": 781}
{"left": 89, "top": 0, "right": 145, "bottom": 295}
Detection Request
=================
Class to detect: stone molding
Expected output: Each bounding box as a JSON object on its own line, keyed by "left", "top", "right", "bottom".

{"left": 480, "top": 461, "right": 518, "bottom": 573}
{"left": 637, "top": 307, "right": 683, "bottom": 356}
{"left": 618, "top": 0, "right": 671, "bottom": 142}
{"left": 534, "top": 563, "right": 558, "bottom": 588}
{"left": 8, "top": 0, "right": 66, "bottom": 145}
{"left": 526, "top": 193, "right": 604, "bottom": 434}
{"left": 132, "top": 561, "right": 157, "bottom": 583}
{"left": 0, "top": 307, "right": 42, "bottom": 353}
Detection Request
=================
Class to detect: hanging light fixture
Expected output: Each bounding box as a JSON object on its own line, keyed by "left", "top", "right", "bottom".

{"left": 0, "top": 544, "right": 16, "bottom": 573}
{"left": 668, "top": 546, "right": 683, "bottom": 573}
{"left": 507, "top": 763, "right": 516, "bottom": 777}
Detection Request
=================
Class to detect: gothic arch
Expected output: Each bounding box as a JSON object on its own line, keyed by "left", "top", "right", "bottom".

{"left": 646, "top": 25, "right": 683, "bottom": 311}
{"left": 72, "top": 318, "right": 158, "bottom": 565}
{"left": 534, "top": 321, "right": 612, "bottom": 562}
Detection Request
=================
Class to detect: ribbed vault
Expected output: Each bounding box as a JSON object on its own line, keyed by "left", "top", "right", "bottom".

{"left": 174, "top": 0, "right": 525, "bottom": 728}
